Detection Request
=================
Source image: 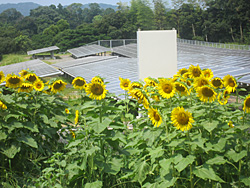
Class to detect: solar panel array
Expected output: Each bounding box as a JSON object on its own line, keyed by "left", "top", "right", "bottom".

{"left": 67, "top": 44, "right": 110, "bottom": 58}
{"left": 112, "top": 43, "right": 137, "bottom": 58}
{"left": 59, "top": 56, "right": 138, "bottom": 96}
{"left": 0, "top": 59, "right": 62, "bottom": 78}
{"left": 53, "top": 56, "right": 116, "bottom": 69}
{"left": 177, "top": 43, "right": 250, "bottom": 84}
{"left": 27, "top": 46, "right": 59, "bottom": 55}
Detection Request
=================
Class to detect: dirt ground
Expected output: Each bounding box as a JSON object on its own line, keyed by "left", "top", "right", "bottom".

{"left": 47, "top": 54, "right": 74, "bottom": 64}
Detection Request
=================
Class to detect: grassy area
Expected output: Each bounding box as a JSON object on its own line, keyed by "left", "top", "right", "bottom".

{"left": 0, "top": 54, "right": 30, "bottom": 66}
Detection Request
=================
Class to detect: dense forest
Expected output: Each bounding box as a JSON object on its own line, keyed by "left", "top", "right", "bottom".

{"left": 0, "top": 0, "right": 250, "bottom": 56}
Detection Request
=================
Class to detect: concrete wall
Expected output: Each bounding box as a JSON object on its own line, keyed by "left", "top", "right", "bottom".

{"left": 137, "top": 30, "right": 177, "bottom": 80}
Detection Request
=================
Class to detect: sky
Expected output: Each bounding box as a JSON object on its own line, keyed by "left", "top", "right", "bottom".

{"left": 0, "top": 0, "right": 130, "bottom": 6}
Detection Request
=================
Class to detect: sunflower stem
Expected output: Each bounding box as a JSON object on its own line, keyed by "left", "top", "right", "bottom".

{"left": 186, "top": 131, "right": 194, "bottom": 188}
{"left": 99, "top": 100, "right": 103, "bottom": 123}
{"left": 209, "top": 102, "right": 212, "bottom": 123}
{"left": 236, "top": 88, "right": 239, "bottom": 104}
{"left": 242, "top": 110, "right": 246, "bottom": 125}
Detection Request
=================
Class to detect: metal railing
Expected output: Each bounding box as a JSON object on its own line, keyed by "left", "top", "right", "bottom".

{"left": 87, "top": 39, "right": 137, "bottom": 49}
{"left": 177, "top": 38, "right": 250, "bottom": 50}
{"left": 87, "top": 38, "right": 250, "bottom": 51}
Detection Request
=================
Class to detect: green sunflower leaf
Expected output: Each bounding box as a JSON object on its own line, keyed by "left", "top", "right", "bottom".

{"left": 0, "top": 130, "right": 7, "bottom": 141}
{"left": 206, "top": 155, "right": 227, "bottom": 165}
{"left": 203, "top": 120, "right": 219, "bottom": 132}
{"left": 226, "top": 150, "right": 247, "bottom": 162}
{"left": 84, "top": 181, "right": 103, "bottom": 188}
{"left": 1, "top": 144, "right": 21, "bottom": 159}
{"left": 134, "top": 160, "right": 150, "bottom": 185}
{"left": 17, "top": 132, "right": 38, "bottom": 148}
{"left": 175, "top": 155, "right": 195, "bottom": 172}
{"left": 193, "top": 165, "right": 225, "bottom": 183}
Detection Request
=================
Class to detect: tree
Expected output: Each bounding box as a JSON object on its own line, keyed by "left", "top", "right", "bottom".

{"left": 15, "top": 35, "right": 32, "bottom": 53}
{"left": 153, "top": 0, "right": 168, "bottom": 29}
{"left": 129, "top": 0, "right": 155, "bottom": 30}
{"left": 56, "top": 19, "right": 70, "bottom": 32}
{"left": 43, "top": 25, "right": 60, "bottom": 36}
{"left": 0, "top": 8, "right": 23, "bottom": 25}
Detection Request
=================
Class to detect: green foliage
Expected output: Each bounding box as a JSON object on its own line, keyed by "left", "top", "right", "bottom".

{"left": 0, "top": 86, "right": 68, "bottom": 186}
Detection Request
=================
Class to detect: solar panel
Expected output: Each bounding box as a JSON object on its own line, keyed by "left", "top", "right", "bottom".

{"left": 53, "top": 56, "right": 117, "bottom": 69}
{"left": 67, "top": 44, "right": 110, "bottom": 58}
{"left": 112, "top": 43, "right": 137, "bottom": 58}
{"left": 0, "top": 59, "right": 62, "bottom": 78}
{"left": 61, "top": 57, "right": 138, "bottom": 96}
{"left": 27, "top": 46, "right": 59, "bottom": 55}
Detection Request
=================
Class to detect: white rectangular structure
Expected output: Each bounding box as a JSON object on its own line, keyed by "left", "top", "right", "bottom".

{"left": 137, "top": 30, "right": 177, "bottom": 80}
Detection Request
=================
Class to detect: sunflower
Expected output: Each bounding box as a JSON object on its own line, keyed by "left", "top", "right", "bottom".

{"left": 129, "top": 81, "right": 143, "bottom": 90}
{"left": 211, "top": 77, "right": 223, "bottom": 89}
{"left": 119, "top": 77, "right": 131, "bottom": 91}
{"left": 19, "top": 69, "right": 29, "bottom": 77}
{"left": 143, "top": 98, "right": 150, "bottom": 109}
{"left": 202, "top": 69, "right": 214, "bottom": 80}
{"left": 193, "top": 76, "right": 210, "bottom": 89}
{"left": 50, "top": 80, "right": 67, "bottom": 94}
{"left": 72, "top": 77, "right": 87, "bottom": 90}
{"left": 223, "top": 75, "right": 237, "bottom": 92}
{"left": 243, "top": 95, "right": 250, "bottom": 113}
{"left": 18, "top": 82, "right": 33, "bottom": 93}
{"left": 91, "top": 76, "right": 104, "bottom": 84}
{"left": 148, "top": 108, "right": 162, "bottom": 127}
{"left": 183, "top": 72, "right": 192, "bottom": 79}
{"left": 25, "top": 73, "right": 38, "bottom": 83}
{"left": 128, "top": 89, "right": 145, "bottom": 103}
{"left": 70, "top": 130, "right": 76, "bottom": 139}
{"left": 33, "top": 79, "right": 44, "bottom": 91}
{"left": 158, "top": 79, "right": 175, "bottom": 99}
{"left": 197, "top": 85, "right": 217, "bottom": 103}
{"left": 144, "top": 77, "right": 158, "bottom": 87}
{"left": 75, "top": 110, "right": 79, "bottom": 125}
{"left": 5, "top": 74, "right": 23, "bottom": 88}
{"left": 217, "top": 89, "right": 230, "bottom": 105}
{"left": 228, "top": 121, "right": 234, "bottom": 128}
{"left": 175, "top": 82, "right": 189, "bottom": 96}
{"left": 178, "top": 68, "right": 189, "bottom": 76}
{"left": 171, "top": 107, "right": 194, "bottom": 131}
{"left": 0, "top": 71, "right": 5, "bottom": 84}
{"left": 0, "top": 100, "right": 7, "bottom": 110}
{"left": 189, "top": 64, "right": 203, "bottom": 78}
{"left": 86, "top": 82, "right": 107, "bottom": 100}
{"left": 65, "top": 108, "right": 70, "bottom": 114}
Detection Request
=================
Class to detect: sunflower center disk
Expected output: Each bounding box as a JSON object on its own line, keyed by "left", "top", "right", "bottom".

{"left": 10, "top": 77, "right": 21, "bottom": 84}
{"left": 228, "top": 78, "right": 235, "bottom": 87}
{"left": 212, "top": 80, "right": 221, "bottom": 87}
{"left": 176, "top": 84, "right": 185, "bottom": 92}
{"left": 91, "top": 84, "right": 104, "bottom": 95}
{"left": 75, "top": 79, "right": 85, "bottom": 86}
{"left": 154, "top": 112, "right": 160, "bottom": 121}
{"left": 193, "top": 69, "right": 201, "bottom": 77}
{"left": 163, "top": 84, "right": 172, "bottom": 93}
{"left": 27, "top": 76, "right": 37, "bottom": 82}
{"left": 202, "top": 87, "right": 214, "bottom": 97}
{"left": 177, "top": 112, "right": 189, "bottom": 125}
{"left": 246, "top": 99, "right": 250, "bottom": 107}
{"left": 36, "top": 83, "right": 42, "bottom": 89}
{"left": 54, "top": 83, "right": 63, "bottom": 90}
